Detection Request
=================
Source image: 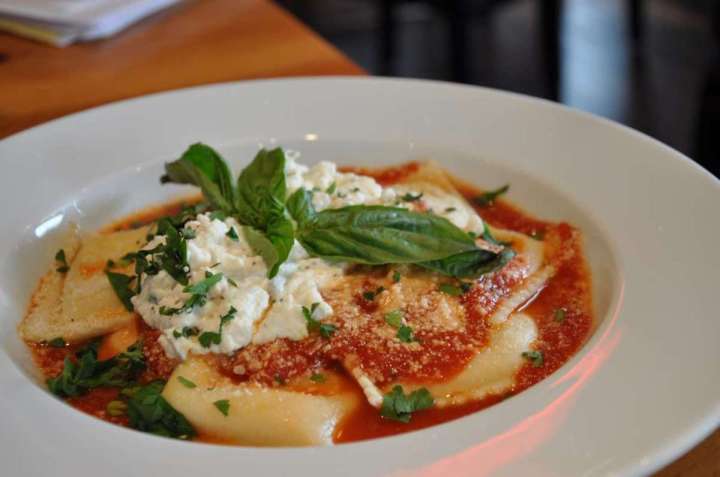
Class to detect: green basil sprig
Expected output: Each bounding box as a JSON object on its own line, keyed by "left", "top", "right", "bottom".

{"left": 287, "top": 188, "right": 514, "bottom": 277}
{"left": 161, "top": 143, "right": 513, "bottom": 279}
{"left": 162, "top": 144, "right": 291, "bottom": 277}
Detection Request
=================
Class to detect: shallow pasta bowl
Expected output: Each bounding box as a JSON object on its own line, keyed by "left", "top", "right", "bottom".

{"left": 0, "top": 77, "right": 718, "bottom": 476}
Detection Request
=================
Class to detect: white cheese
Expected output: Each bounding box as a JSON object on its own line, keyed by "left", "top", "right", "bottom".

{"left": 133, "top": 152, "right": 485, "bottom": 359}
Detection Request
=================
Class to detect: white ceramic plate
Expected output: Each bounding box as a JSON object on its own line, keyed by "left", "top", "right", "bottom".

{"left": 0, "top": 78, "right": 718, "bottom": 477}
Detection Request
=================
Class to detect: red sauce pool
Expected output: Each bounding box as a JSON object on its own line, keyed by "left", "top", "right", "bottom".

{"left": 27, "top": 164, "right": 594, "bottom": 444}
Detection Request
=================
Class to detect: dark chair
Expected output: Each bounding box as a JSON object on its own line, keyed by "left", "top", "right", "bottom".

{"left": 378, "top": 0, "right": 561, "bottom": 99}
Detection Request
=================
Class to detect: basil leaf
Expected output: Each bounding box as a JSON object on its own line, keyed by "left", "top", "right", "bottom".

{"left": 242, "top": 226, "right": 279, "bottom": 273}
{"left": 380, "top": 385, "right": 434, "bottom": 423}
{"left": 105, "top": 271, "right": 136, "bottom": 311}
{"left": 125, "top": 380, "right": 196, "bottom": 439}
{"left": 161, "top": 143, "right": 236, "bottom": 212}
{"left": 295, "top": 205, "right": 477, "bottom": 265}
{"left": 420, "top": 247, "right": 516, "bottom": 279}
{"left": 177, "top": 376, "right": 197, "bottom": 388}
{"left": 264, "top": 214, "right": 294, "bottom": 278}
{"left": 286, "top": 188, "right": 316, "bottom": 227}
{"left": 235, "top": 148, "right": 293, "bottom": 278}
{"left": 235, "top": 148, "right": 286, "bottom": 227}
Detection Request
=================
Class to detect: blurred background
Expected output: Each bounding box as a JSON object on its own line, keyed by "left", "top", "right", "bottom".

{"left": 277, "top": 0, "right": 719, "bottom": 177}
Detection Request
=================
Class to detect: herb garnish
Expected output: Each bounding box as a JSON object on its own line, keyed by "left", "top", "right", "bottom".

{"left": 159, "top": 271, "right": 223, "bottom": 316}
{"left": 213, "top": 399, "right": 230, "bottom": 416}
{"left": 106, "top": 400, "right": 128, "bottom": 417}
{"left": 392, "top": 270, "right": 401, "bottom": 282}
{"left": 55, "top": 249, "right": 69, "bottom": 273}
{"left": 159, "top": 143, "right": 514, "bottom": 281}
{"left": 173, "top": 326, "right": 200, "bottom": 339}
{"left": 124, "top": 381, "right": 196, "bottom": 439}
{"left": 47, "top": 340, "right": 146, "bottom": 398}
{"left": 438, "top": 283, "right": 463, "bottom": 296}
{"left": 198, "top": 306, "right": 237, "bottom": 348}
{"left": 106, "top": 271, "right": 136, "bottom": 311}
{"left": 474, "top": 184, "right": 509, "bottom": 207}
{"left": 302, "top": 303, "right": 337, "bottom": 339}
{"left": 362, "top": 286, "right": 385, "bottom": 301}
{"left": 384, "top": 310, "right": 416, "bottom": 343}
{"left": 177, "top": 376, "right": 197, "bottom": 389}
{"left": 310, "top": 373, "right": 326, "bottom": 383}
{"left": 326, "top": 182, "right": 337, "bottom": 194}
{"left": 47, "top": 337, "right": 66, "bottom": 348}
{"left": 226, "top": 227, "right": 239, "bottom": 241}
{"left": 553, "top": 308, "right": 567, "bottom": 323}
{"left": 396, "top": 325, "right": 415, "bottom": 343}
{"left": 400, "top": 192, "right": 423, "bottom": 202}
{"left": 380, "top": 385, "right": 434, "bottom": 423}
{"left": 384, "top": 310, "right": 404, "bottom": 328}
{"left": 522, "top": 350, "right": 545, "bottom": 367}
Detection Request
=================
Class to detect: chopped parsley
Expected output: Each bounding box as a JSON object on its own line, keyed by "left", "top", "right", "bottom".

{"left": 326, "top": 182, "right": 337, "bottom": 194}
{"left": 173, "top": 326, "right": 200, "bottom": 339}
{"left": 274, "top": 374, "right": 286, "bottom": 385}
{"left": 213, "top": 399, "right": 230, "bottom": 416}
{"left": 55, "top": 249, "right": 69, "bottom": 273}
{"left": 396, "top": 325, "right": 415, "bottom": 343}
{"left": 209, "top": 210, "right": 227, "bottom": 221}
{"left": 198, "top": 306, "right": 237, "bottom": 348}
{"left": 302, "top": 303, "right": 337, "bottom": 339}
{"left": 384, "top": 310, "right": 404, "bottom": 328}
{"left": 226, "top": 226, "right": 239, "bottom": 241}
{"left": 310, "top": 373, "right": 326, "bottom": 383}
{"left": 380, "top": 385, "right": 434, "bottom": 423}
{"left": 106, "top": 271, "right": 136, "bottom": 312}
{"left": 124, "top": 380, "right": 196, "bottom": 439}
{"left": 438, "top": 283, "right": 463, "bottom": 296}
{"left": 400, "top": 192, "right": 423, "bottom": 202}
{"left": 47, "top": 337, "right": 66, "bottom": 348}
{"left": 177, "top": 376, "right": 197, "bottom": 389}
{"left": 159, "top": 271, "right": 223, "bottom": 316}
{"left": 106, "top": 400, "right": 128, "bottom": 417}
{"left": 384, "top": 310, "right": 416, "bottom": 343}
{"left": 392, "top": 270, "right": 401, "bottom": 283}
{"left": 553, "top": 308, "right": 567, "bottom": 323}
{"left": 47, "top": 340, "right": 146, "bottom": 398}
{"left": 474, "top": 184, "right": 509, "bottom": 207}
{"left": 522, "top": 350, "right": 545, "bottom": 367}
{"left": 445, "top": 207, "right": 457, "bottom": 212}
{"left": 362, "top": 286, "right": 385, "bottom": 301}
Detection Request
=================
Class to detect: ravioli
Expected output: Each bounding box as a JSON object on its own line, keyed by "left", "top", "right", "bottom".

{"left": 163, "top": 356, "right": 359, "bottom": 446}
{"left": 19, "top": 226, "right": 149, "bottom": 343}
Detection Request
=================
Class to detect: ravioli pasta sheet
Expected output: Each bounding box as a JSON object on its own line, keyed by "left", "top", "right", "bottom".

{"left": 20, "top": 226, "right": 149, "bottom": 343}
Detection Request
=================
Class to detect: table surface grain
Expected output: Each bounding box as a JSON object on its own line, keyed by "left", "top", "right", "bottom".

{"left": 0, "top": 0, "right": 716, "bottom": 474}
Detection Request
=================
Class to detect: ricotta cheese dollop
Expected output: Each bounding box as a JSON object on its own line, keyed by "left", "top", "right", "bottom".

{"left": 131, "top": 154, "right": 483, "bottom": 359}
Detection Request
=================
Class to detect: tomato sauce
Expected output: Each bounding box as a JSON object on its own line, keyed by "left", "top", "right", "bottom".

{"left": 27, "top": 163, "right": 594, "bottom": 445}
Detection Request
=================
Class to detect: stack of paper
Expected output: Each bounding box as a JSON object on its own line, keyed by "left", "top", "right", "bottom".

{"left": 0, "top": 0, "right": 182, "bottom": 46}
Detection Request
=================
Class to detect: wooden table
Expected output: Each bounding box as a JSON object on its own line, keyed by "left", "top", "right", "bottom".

{"left": 0, "top": 0, "right": 716, "bottom": 474}
{"left": 0, "top": 0, "right": 363, "bottom": 138}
